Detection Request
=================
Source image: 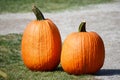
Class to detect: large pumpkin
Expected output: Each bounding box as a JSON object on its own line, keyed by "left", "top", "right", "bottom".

{"left": 21, "top": 6, "right": 61, "bottom": 71}
{"left": 61, "top": 22, "right": 105, "bottom": 75}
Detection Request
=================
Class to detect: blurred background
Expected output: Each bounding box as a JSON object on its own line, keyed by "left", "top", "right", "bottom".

{"left": 0, "top": 0, "right": 113, "bottom": 13}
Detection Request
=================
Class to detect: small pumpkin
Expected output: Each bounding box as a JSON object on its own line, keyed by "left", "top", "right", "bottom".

{"left": 21, "top": 6, "right": 62, "bottom": 71}
{"left": 61, "top": 21, "right": 105, "bottom": 75}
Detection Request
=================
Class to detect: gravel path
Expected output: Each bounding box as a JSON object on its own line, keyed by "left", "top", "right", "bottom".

{"left": 0, "top": 0, "right": 120, "bottom": 80}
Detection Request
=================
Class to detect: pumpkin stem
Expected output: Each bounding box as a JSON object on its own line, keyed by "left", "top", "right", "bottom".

{"left": 78, "top": 21, "right": 86, "bottom": 32}
{"left": 32, "top": 5, "right": 45, "bottom": 20}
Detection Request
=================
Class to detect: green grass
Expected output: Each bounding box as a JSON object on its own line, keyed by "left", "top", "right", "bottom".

{"left": 0, "top": 0, "right": 113, "bottom": 14}
{"left": 0, "top": 34, "right": 96, "bottom": 80}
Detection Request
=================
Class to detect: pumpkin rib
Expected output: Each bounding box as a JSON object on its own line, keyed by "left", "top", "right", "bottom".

{"left": 48, "top": 22, "right": 54, "bottom": 70}
{"left": 29, "top": 21, "right": 36, "bottom": 69}
{"left": 87, "top": 33, "right": 92, "bottom": 73}
{"left": 38, "top": 21, "right": 41, "bottom": 70}
{"left": 94, "top": 32, "right": 102, "bottom": 72}
{"left": 43, "top": 21, "right": 48, "bottom": 70}
{"left": 38, "top": 21, "right": 43, "bottom": 70}
{"left": 77, "top": 34, "right": 82, "bottom": 74}
{"left": 83, "top": 33, "right": 89, "bottom": 74}
{"left": 44, "top": 20, "right": 60, "bottom": 70}
{"left": 37, "top": 21, "right": 41, "bottom": 69}
{"left": 90, "top": 33, "right": 94, "bottom": 73}
{"left": 88, "top": 32, "right": 96, "bottom": 73}
{"left": 45, "top": 20, "right": 61, "bottom": 70}
{"left": 46, "top": 21, "right": 55, "bottom": 70}
{"left": 44, "top": 21, "right": 53, "bottom": 70}
{"left": 73, "top": 34, "right": 79, "bottom": 74}
{"left": 86, "top": 33, "right": 90, "bottom": 71}
{"left": 89, "top": 32, "right": 104, "bottom": 73}
{"left": 81, "top": 33, "right": 85, "bottom": 74}
{"left": 84, "top": 33, "right": 89, "bottom": 73}
{"left": 94, "top": 33, "right": 100, "bottom": 72}
{"left": 32, "top": 22, "right": 36, "bottom": 69}
{"left": 33, "top": 21, "right": 40, "bottom": 70}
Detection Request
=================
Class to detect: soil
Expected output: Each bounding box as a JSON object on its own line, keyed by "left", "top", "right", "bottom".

{"left": 0, "top": 0, "right": 120, "bottom": 80}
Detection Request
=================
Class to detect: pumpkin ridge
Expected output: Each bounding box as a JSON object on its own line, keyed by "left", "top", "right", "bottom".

{"left": 35, "top": 22, "right": 41, "bottom": 70}
{"left": 32, "top": 22, "right": 37, "bottom": 69}
{"left": 90, "top": 32, "right": 96, "bottom": 72}
{"left": 90, "top": 32, "right": 101, "bottom": 72}
{"left": 95, "top": 32, "right": 101, "bottom": 71}
{"left": 83, "top": 33, "right": 87, "bottom": 74}
{"left": 76, "top": 35, "right": 82, "bottom": 74}
{"left": 87, "top": 33, "right": 91, "bottom": 73}
{"left": 84, "top": 33, "right": 88, "bottom": 73}
{"left": 94, "top": 33, "right": 98, "bottom": 70}
{"left": 45, "top": 21, "right": 53, "bottom": 70}
{"left": 44, "top": 22, "right": 50, "bottom": 70}
{"left": 38, "top": 22, "right": 41, "bottom": 69}
{"left": 79, "top": 34, "right": 83, "bottom": 74}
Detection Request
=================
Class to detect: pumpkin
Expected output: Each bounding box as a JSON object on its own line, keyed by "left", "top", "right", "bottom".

{"left": 21, "top": 6, "right": 62, "bottom": 71}
{"left": 61, "top": 21, "right": 105, "bottom": 75}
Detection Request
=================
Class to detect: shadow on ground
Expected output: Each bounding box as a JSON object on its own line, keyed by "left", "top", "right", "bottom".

{"left": 96, "top": 69, "right": 120, "bottom": 76}
{"left": 55, "top": 66, "right": 64, "bottom": 72}
{"left": 55, "top": 67, "right": 120, "bottom": 76}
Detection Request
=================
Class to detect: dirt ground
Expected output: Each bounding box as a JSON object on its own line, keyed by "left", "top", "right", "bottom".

{"left": 0, "top": 0, "right": 120, "bottom": 80}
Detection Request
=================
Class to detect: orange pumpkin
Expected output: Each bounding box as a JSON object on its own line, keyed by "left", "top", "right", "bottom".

{"left": 21, "top": 6, "right": 61, "bottom": 71}
{"left": 61, "top": 21, "right": 105, "bottom": 75}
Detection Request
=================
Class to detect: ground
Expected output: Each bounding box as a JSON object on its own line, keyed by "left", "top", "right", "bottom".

{"left": 0, "top": 0, "right": 120, "bottom": 80}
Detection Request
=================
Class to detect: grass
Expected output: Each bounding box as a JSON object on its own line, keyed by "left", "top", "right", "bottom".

{"left": 0, "top": 0, "right": 113, "bottom": 14}
{"left": 0, "top": 34, "right": 97, "bottom": 80}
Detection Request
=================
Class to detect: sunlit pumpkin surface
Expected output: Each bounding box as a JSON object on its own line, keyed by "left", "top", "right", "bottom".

{"left": 61, "top": 22, "right": 105, "bottom": 75}
{"left": 21, "top": 6, "right": 61, "bottom": 71}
